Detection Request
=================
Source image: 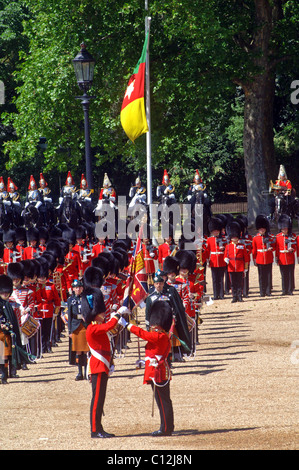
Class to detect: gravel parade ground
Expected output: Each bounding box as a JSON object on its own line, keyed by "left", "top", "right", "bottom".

{"left": 0, "top": 264, "right": 298, "bottom": 452}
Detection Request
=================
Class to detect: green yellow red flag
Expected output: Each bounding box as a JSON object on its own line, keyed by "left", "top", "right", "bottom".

{"left": 120, "top": 33, "right": 149, "bottom": 143}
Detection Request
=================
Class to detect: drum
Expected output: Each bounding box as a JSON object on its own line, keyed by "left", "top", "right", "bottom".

{"left": 186, "top": 314, "right": 196, "bottom": 332}
{"left": 21, "top": 316, "right": 40, "bottom": 338}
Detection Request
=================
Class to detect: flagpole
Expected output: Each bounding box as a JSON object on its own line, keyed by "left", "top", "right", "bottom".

{"left": 145, "top": 7, "right": 153, "bottom": 232}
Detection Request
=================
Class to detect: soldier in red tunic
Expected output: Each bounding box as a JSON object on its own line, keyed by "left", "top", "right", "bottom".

{"left": 127, "top": 300, "right": 174, "bottom": 436}
{"left": 224, "top": 221, "right": 250, "bottom": 303}
{"left": 23, "top": 228, "right": 40, "bottom": 260}
{"left": 275, "top": 214, "right": 297, "bottom": 295}
{"left": 252, "top": 214, "right": 276, "bottom": 297}
{"left": 205, "top": 217, "right": 227, "bottom": 300}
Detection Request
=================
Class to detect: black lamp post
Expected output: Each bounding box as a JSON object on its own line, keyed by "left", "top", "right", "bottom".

{"left": 73, "top": 42, "right": 95, "bottom": 190}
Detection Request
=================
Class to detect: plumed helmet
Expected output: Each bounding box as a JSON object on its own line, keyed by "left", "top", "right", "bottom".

{"left": 0, "top": 274, "right": 13, "bottom": 295}
{"left": 163, "top": 256, "right": 180, "bottom": 275}
{"left": 28, "top": 175, "right": 37, "bottom": 190}
{"left": 7, "top": 262, "right": 24, "bottom": 282}
{"left": 65, "top": 171, "right": 74, "bottom": 185}
{"left": 149, "top": 300, "right": 173, "bottom": 332}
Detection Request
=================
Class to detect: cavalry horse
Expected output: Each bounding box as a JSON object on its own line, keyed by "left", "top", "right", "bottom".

{"left": 58, "top": 194, "right": 81, "bottom": 228}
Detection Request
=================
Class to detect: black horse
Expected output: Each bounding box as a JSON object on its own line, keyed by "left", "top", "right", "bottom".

{"left": 188, "top": 188, "right": 212, "bottom": 236}
{"left": 58, "top": 195, "right": 81, "bottom": 228}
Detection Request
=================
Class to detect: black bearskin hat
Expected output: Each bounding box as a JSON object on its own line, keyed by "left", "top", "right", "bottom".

{"left": 48, "top": 225, "right": 62, "bottom": 239}
{"left": 149, "top": 300, "right": 173, "bottom": 332}
{"left": 226, "top": 221, "right": 241, "bottom": 240}
{"left": 163, "top": 256, "right": 180, "bottom": 275}
{"left": 91, "top": 255, "right": 110, "bottom": 277}
{"left": 82, "top": 287, "right": 106, "bottom": 325}
{"left": 176, "top": 250, "right": 196, "bottom": 274}
{"left": 278, "top": 214, "right": 292, "bottom": 235}
{"left": 0, "top": 241, "right": 4, "bottom": 259}
{"left": 46, "top": 240, "right": 65, "bottom": 264}
{"left": 39, "top": 226, "right": 49, "bottom": 243}
{"left": 208, "top": 217, "right": 222, "bottom": 234}
{"left": 37, "top": 256, "right": 49, "bottom": 279}
{"left": 62, "top": 228, "right": 76, "bottom": 246}
{"left": 3, "top": 229, "right": 15, "bottom": 243}
{"left": 26, "top": 227, "right": 39, "bottom": 242}
{"left": 40, "top": 252, "right": 57, "bottom": 272}
{"left": 20, "top": 260, "right": 35, "bottom": 280}
{"left": 15, "top": 226, "right": 27, "bottom": 242}
{"left": 255, "top": 214, "right": 270, "bottom": 233}
{"left": 83, "top": 266, "right": 104, "bottom": 289}
{"left": 75, "top": 225, "right": 86, "bottom": 240}
{"left": 0, "top": 274, "right": 13, "bottom": 295}
{"left": 7, "top": 262, "right": 24, "bottom": 282}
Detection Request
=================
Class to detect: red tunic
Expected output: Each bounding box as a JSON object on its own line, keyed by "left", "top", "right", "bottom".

{"left": 86, "top": 316, "right": 119, "bottom": 375}
{"left": 205, "top": 236, "right": 227, "bottom": 268}
{"left": 252, "top": 234, "right": 276, "bottom": 265}
{"left": 128, "top": 324, "right": 171, "bottom": 384}
{"left": 158, "top": 242, "right": 176, "bottom": 266}
{"left": 275, "top": 233, "right": 297, "bottom": 265}
{"left": 224, "top": 241, "right": 250, "bottom": 272}
{"left": 37, "top": 280, "right": 61, "bottom": 319}
{"left": 142, "top": 243, "right": 158, "bottom": 274}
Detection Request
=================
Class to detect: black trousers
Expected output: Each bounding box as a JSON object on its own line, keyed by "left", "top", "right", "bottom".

{"left": 279, "top": 264, "right": 295, "bottom": 295}
{"left": 90, "top": 372, "right": 109, "bottom": 433}
{"left": 243, "top": 266, "right": 250, "bottom": 297}
{"left": 257, "top": 264, "right": 272, "bottom": 296}
{"left": 211, "top": 266, "right": 226, "bottom": 299}
{"left": 151, "top": 381, "right": 174, "bottom": 434}
{"left": 229, "top": 272, "right": 243, "bottom": 300}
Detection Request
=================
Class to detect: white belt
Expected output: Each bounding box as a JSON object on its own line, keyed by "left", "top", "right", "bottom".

{"left": 279, "top": 250, "right": 291, "bottom": 253}
{"left": 210, "top": 252, "right": 223, "bottom": 255}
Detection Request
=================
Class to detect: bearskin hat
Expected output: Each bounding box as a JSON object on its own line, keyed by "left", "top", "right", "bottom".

{"left": 112, "top": 247, "right": 129, "bottom": 268}
{"left": 40, "top": 252, "right": 57, "bottom": 272}
{"left": 278, "top": 214, "right": 292, "bottom": 235}
{"left": 26, "top": 227, "right": 39, "bottom": 242}
{"left": 176, "top": 250, "right": 196, "bottom": 274}
{"left": 0, "top": 241, "right": 4, "bottom": 259}
{"left": 20, "top": 260, "right": 35, "bottom": 280}
{"left": 82, "top": 287, "right": 106, "bottom": 325}
{"left": 39, "top": 226, "right": 49, "bottom": 243}
{"left": 91, "top": 255, "right": 110, "bottom": 277}
{"left": 31, "top": 259, "right": 41, "bottom": 279}
{"left": 15, "top": 227, "right": 27, "bottom": 242}
{"left": 37, "top": 256, "right": 49, "bottom": 279}
{"left": 112, "top": 239, "right": 128, "bottom": 252}
{"left": 46, "top": 240, "right": 65, "bottom": 264}
{"left": 149, "top": 300, "right": 173, "bottom": 332}
{"left": 255, "top": 214, "right": 270, "bottom": 233}
{"left": 163, "top": 256, "right": 180, "bottom": 275}
{"left": 226, "top": 221, "right": 241, "bottom": 240}
{"left": 75, "top": 225, "right": 86, "bottom": 240}
{"left": 208, "top": 217, "right": 222, "bottom": 234}
{"left": 111, "top": 250, "right": 125, "bottom": 272}
{"left": 83, "top": 266, "right": 104, "bottom": 289}
{"left": 99, "top": 251, "right": 115, "bottom": 274}
{"left": 48, "top": 225, "right": 62, "bottom": 239}
{"left": 7, "top": 262, "right": 24, "bottom": 282}
{"left": 236, "top": 214, "right": 248, "bottom": 229}
{"left": 3, "top": 229, "right": 15, "bottom": 243}
{"left": 62, "top": 228, "right": 76, "bottom": 246}
{"left": 0, "top": 274, "right": 13, "bottom": 295}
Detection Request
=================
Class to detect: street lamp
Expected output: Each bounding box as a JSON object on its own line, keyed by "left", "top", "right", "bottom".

{"left": 73, "top": 42, "right": 96, "bottom": 190}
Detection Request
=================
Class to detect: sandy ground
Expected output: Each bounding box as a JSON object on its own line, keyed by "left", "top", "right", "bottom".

{"left": 0, "top": 263, "right": 298, "bottom": 452}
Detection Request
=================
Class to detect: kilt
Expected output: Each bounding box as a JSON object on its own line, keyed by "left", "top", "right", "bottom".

{"left": 0, "top": 331, "right": 12, "bottom": 356}
{"left": 72, "top": 323, "right": 89, "bottom": 352}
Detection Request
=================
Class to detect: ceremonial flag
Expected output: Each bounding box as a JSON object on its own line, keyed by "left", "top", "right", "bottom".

{"left": 122, "top": 224, "right": 148, "bottom": 310}
{"left": 120, "top": 33, "right": 149, "bottom": 143}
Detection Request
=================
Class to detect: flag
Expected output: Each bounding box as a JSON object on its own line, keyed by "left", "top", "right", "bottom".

{"left": 122, "top": 224, "right": 148, "bottom": 309}
{"left": 120, "top": 33, "right": 149, "bottom": 143}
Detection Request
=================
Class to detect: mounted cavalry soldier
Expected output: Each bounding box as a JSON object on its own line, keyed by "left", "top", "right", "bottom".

{"left": 129, "top": 174, "right": 147, "bottom": 208}
{"left": 38, "top": 173, "right": 54, "bottom": 226}
{"left": 156, "top": 169, "right": 176, "bottom": 204}
{"left": 95, "top": 173, "right": 116, "bottom": 212}
{"left": 57, "top": 171, "right": 78, "bottom": 209}
{"left": 25, "top": 175, "right": 43, "bottom": 210}
{"left": 0, "top": 177, "right": 11, "bottom": 208}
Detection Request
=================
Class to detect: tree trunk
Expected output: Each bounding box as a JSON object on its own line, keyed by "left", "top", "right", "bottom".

{"left": 240, "top": 0, "right": 280, "bottom": 225}
{"left": 243, "top": 72, "right": 276, "bottom": 225}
